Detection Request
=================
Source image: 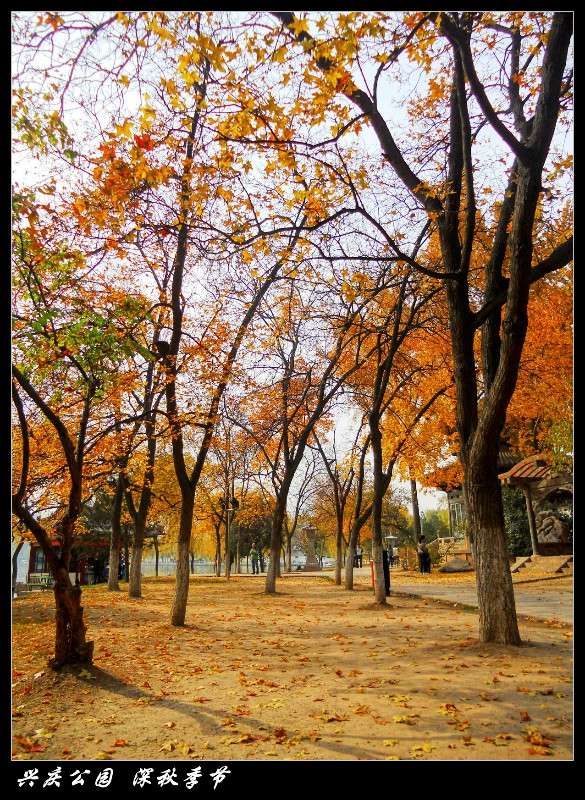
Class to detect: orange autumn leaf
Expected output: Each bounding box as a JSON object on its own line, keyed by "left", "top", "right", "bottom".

{"left": 134, "top": 133, "right": 153, "bottom": 150}
{"left": 528, "top": 745, "right": 553, "bottom": 756}
{"left": 523, "top": 728, "right": 555, "bottom": 747}
{"left": 16, "top": 736, "right": 45, "bottom": 753}
{"left": 319, "top": 712, "right": 348, "bottom": 722}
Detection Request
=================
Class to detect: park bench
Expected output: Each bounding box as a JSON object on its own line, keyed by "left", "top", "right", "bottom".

{"left": 27, "top": 573, "right": 54, "bottom": 591}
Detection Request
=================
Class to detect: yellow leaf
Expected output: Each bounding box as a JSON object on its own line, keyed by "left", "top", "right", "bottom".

{"left": 34, "top": 729, "right": 54, "bottom": 739}
{"left": 159, "top": 740, "right": 176, "bottom": 752}
{"left": 411, "top": 742, "right": 435, "bottom": 753}
{"left": 114, "top": 119, "right": 133, "bottom": 138}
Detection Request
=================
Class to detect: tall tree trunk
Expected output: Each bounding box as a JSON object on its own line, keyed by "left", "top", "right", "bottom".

{"left": 170, "top": 496, "right": 195, "bottom": 626}
{"left": 128, "top": 528, "right": 145, "bottom": 598}
{"left": 410, "top": 477, "right": 422, "bottom": 541}
{"left": 465, "top": 461, "right": 521, "bottom": 645}
{"left": 334, "top": 522, "right": 343, "bottom": 586}
{"left": 370, "top": 423, "right": 389, "bottom": 604}
{"left": 345, "top": 538, "right": 356, "bottom": 591}
{"left": 108, "top": 476, "right": 124, "bottom": 592}
{"left": 235, "top": 525, "right": 241, "bottom": 574}
{"left": 214, "top": 523, "right": 222, "bottom": 576}
{"left": 266, "top": 499, "right": 287, "bottom": 593}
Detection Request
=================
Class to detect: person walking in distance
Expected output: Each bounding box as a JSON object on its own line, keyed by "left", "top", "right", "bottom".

{"left": 417, "top": 535, "right": 431, "bottom": 574}
{"left": 250, "top": 542, "right": 260, "bottom": 575}
{"left": 356, "top": 544, "right": 363, "bottom": 568}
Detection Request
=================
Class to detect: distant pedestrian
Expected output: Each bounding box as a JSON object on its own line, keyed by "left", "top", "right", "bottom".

{"left": 250, "top": 543, "right": 260, "bottom": 575}
{"left": 387, "top": 544, "right": 395, "bottom": 568}
{"left": 417, "top": 535, "right": 431, "bottom": 574}
{"left": 356, "top": 545, "right": 363, "bottom": 568}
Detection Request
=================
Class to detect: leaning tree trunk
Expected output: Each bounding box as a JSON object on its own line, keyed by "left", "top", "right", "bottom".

{"left": 12, "top": 540, "right": 24, "bottom": 596}
{"left": 465, "top": 458, "right": 521, "bottom": 646}
{"left": 52, "top": 568, "right": 94, "bottom": 668}
{"left": 344, "top": 506, "right": 373, "bottom": 591}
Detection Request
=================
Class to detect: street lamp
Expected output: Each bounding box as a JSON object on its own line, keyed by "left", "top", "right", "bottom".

{"left": 219, "top": 495, "right": 239, "bottom": 580}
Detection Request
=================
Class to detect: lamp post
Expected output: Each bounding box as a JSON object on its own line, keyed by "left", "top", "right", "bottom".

{"left": 219, "top": 495, "right": 239, "bottom": 581}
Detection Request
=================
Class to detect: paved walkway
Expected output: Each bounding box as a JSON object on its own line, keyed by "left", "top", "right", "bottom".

{"left": 293, "top": 566, "right": 574, "bottom": 626}
{"left": 389, "top": 576, "right": 573, "bottom": 626}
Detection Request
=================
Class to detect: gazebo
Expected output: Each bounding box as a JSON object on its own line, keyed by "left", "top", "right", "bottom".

{"left": 498, "top": 453, "right": 573, "bottom": 556}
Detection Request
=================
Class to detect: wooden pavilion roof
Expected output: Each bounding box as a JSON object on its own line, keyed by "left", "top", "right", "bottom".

{"left": 499, "top": 453, "right": 552, "bottom": 486}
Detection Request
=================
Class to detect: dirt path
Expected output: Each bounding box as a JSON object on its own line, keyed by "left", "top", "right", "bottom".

{"left": 12, "top": 572, "right": 573, "bottom": 764}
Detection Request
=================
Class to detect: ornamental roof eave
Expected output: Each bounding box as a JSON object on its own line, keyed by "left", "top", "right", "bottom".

{"left": 498, "top": 453, "right": 572, "bottom": 486}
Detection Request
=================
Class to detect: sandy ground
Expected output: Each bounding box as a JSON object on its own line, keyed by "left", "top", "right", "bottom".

{"left": 12, "top": 570, "right": 573, "bottom": 764}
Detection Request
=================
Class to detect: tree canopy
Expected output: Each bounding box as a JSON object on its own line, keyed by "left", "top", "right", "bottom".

{"left": 12, "top": 11, "right": 572, "bottom": 659}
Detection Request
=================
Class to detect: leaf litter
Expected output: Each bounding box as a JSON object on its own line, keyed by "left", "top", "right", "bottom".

{"left": 12, "top": 572, "right": 573, "bottom": 761}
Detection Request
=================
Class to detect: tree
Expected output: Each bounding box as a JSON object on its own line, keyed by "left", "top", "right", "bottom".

{"left": 230, "top": 270, "right": 396, "bottom": 593}
{"left": 272, "top": 11, "right": 572, "bottom": 642}
{"left": 13, "top": 11, "right": 321, "bottom": 625}
{"left": 312, "top": 427, "right": 358, "bottom": 584}
{"left": 12, "top": 189, "right": 140, "bottom": 664}
{"left": 13, "top": 12, "right": 571, "bottom": 646}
